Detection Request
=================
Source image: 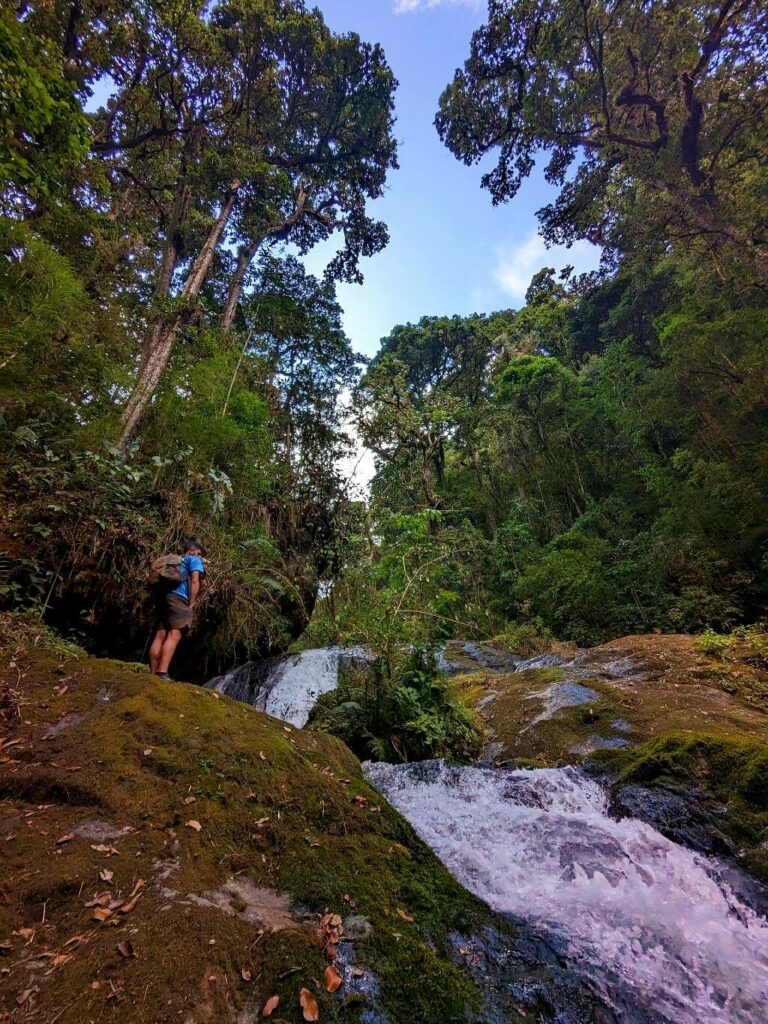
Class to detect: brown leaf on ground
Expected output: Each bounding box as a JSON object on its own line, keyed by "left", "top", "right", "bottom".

{"left": 90, "top": 843, "right": 119, "bottom": 856}
{"left": 299, "top": 987, "right": 319, "bottom": 1021}
{"left": 353, "top": 968, "right": 364, "bottom": 978}
{"left": 262, "top": 994, "right": 280, "bottom": 1016}
{"left": 119, "top": 878, "right": 145, "bottom": 913}
{"left": 44, "top": 953, "right": 73, "bottom": 975}
{"left": 92, "top": 907, "right": 112, "bottom": 922}
{"left": 56, "top": 833, "right": 75, "bottom": 845}
{"left": 63, "top": 933, "right": 89, "bottom": 948}
{"left": 185, "top": 819, "right": 202, "bottom": 832}
{"left": 183, "top": 795, "right": 196, "bottom": 805}
{"left": 116, "top": 940, "right": 136, "bottom": 958}
{"left": 85, "top": 892, "right": 113, "bottom": 908}
{"left": 99, "top": 869, "right": 114, "bottom": 883}
{"left": 395, "top": 908, "right": 413, "bottom": 922}
{"left": 0, "top": 938, "right": 13, "bottom": 953}
{"left": 240, "top": 967, "right": 251, "bottom": 982}
{"left": 324, "top": 964, "right": 342, "bottom": 993}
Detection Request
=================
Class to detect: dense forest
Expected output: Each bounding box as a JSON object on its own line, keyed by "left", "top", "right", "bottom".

{"left": 1, "top": 0, "right": 767, "bottom": 671}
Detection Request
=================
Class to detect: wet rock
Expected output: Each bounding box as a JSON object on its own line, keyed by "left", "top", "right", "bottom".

{"left": 609, "top": 782, "right": 734, "bottom": 858}
{"left": 570, "top": 735, "right": 629, "bottom": 756}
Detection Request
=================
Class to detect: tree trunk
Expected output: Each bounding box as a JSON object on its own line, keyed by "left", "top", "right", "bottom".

{"left": 118, "top": 186, "right": 239, "bottom": 447}
{"left": 219, "top": 237, "right": 261, "bottom": 331}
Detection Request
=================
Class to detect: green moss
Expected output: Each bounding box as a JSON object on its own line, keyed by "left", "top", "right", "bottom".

{"left": 593, "top": 732, "right": 768, "bottom": 881}
{"left": 0, "top": 619, "right": 534, "bottom": 1023}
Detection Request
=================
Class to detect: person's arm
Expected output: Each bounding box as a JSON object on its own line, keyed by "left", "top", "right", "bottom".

{"left": 188, "top": 571, "right": 201, "bottom": 608}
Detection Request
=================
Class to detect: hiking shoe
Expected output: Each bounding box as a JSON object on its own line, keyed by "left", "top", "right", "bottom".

{"left": 156, "top": 672, "right": 172, "bottom": 681}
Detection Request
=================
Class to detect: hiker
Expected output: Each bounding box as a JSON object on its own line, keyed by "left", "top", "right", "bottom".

{"left": 149, "top": 539, "right": 206, "bottom": 680}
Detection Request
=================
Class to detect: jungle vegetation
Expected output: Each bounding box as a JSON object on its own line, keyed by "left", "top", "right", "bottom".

{"left": 1, "top": 0, "right": 767, "bottom": 674}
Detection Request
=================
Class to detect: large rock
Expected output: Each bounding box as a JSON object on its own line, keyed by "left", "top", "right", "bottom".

{"left": 0, "top": 615, "right": 612, "bottom": 1024}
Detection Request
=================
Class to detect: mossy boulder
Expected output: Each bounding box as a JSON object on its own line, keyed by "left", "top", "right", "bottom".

{"left": 454, "top": 634, "right": 768, "bottom": 766}
{"left": 0, "top": 615, "right": 604, "bottom": 1024}
{"left": 593, "top": 733, "right": 768, "bottom": 883}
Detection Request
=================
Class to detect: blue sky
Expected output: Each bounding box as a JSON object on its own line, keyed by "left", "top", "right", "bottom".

{"left": 303, "top": 0, "right": 600, "bottom": 359}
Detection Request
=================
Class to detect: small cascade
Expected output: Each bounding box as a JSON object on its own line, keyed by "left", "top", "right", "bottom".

{"left": 206, "top": 647, "right": 369, "bottom": 728}
{"left": 364, "top": 759, "right": 768, "bottom": 1024}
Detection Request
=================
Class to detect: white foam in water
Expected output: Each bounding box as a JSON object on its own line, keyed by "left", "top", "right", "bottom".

{"left": 260, "top": 648, "right": 345, "bottom": 727}
{"left": 364, "top": 760, "right": 768, "bottom": 1023}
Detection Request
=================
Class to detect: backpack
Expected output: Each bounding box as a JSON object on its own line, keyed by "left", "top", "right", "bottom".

{"left": 148, "top": 554, "right": 187, "bottom": 590}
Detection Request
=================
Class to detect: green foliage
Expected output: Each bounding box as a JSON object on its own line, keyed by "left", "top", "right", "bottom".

{"left": 0, "top": 8, "right": 90, "bottom": 209}
{"left": 437, "top": 0, "right": 768, "bottom": 284}
{"left": 346, "top": 252, "right": 768, "bottom": 647}
{"left": 310, "top": 650, "right": 484, "bottom": 764}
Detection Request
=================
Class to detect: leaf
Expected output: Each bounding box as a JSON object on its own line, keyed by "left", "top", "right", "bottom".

{"left": 119, "top": 878, "right": 145, "bottom": 913}
{"left": 324, "top": 964, "right": 342, "bottom": 993}
{"left": 185, "top": 819, "right": 202, "bottom": 832}
{"left": 299, "top": 987, "right": 319, "bottom": 1021}
{"left": 99, "top": 869, "right": 114, "bottom": 883}
{"left": 56, "top": 833, "right": 75, "bottom": 845}
{"left": 240, "top": 967, "right": 252, "bottom": 982}
{"left": 92, "top": 907, "right": 112, "bottom": 922}
{"left": 0, "top": 939, "right": 13, "bottom": 953}
{"left": 395, "top": 908, "right": 413, "bottom": 922}
{"left": 116, "top": 940, "right": 136, "bottom": 958}
{"left": 353, "top": 968, "right": 364, "bottom": 978}
{"left": 262, "top": 994, "right": 280, "bottom": 1016}
{"left": 90, "top": 843, "right": 119, "bottom": 856}
{"left": 183, "top": 795, "right": 196, "bottom": 805}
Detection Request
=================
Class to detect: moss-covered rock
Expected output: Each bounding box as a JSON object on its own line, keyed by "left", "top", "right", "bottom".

{"left": 454, "top": 633, "right": 768, "bottom": 766}
{"left": 592, "top": 733, "right": 768, "bottom": 883}
{"left": 0, "top": 615, "right": 604, "bottom": 1024}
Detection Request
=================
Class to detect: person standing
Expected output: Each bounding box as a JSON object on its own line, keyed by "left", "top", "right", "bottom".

{"left": 149, "top": 539, "right": 206, "bottom": 680}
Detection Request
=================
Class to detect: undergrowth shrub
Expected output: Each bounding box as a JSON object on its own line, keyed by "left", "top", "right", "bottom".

{"left": 309, "top": 649, "right": 484, "bottom": 763}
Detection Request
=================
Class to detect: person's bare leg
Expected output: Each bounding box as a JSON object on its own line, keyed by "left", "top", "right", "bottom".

{"left": 158, "top": 629, "right": 183, "bottom": 674}
{"left": 149, "top": 629, "right": 166, "bottom": 674}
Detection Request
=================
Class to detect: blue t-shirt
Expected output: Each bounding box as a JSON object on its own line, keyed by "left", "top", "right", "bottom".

{"left": 172, "top": 554, "right": 205, "bottom": 603}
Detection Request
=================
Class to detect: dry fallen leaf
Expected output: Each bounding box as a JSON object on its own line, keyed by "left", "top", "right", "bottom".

{"left": 116, "top": 940, "right": 136, "bottom": 958}
{"left": 324, "top": 964, "right": 342, "bottom": 993}
{"left": 183, "top": 795, "right": 196, "bottom": 805}
{"left": 240, "top": 967, "right": 251, "bottom": 982}
{"left": 92, "top": 907, "right": 112, "bottom": 923}
{"left": 259, "top": 751, "right": 266, "bottom": 761}
{"left": 90, "top": 843, "right": 119, "bottom": 856}
{"left": 99, "top": 869, "right": 114, "bottom": 883}
{"left": 0, "top": 938, "right": 13, "bottom": 953}
{"left": 353, "top": 968, "right": 364, "bottom": 978}
{"left": 185, "top": 819, "right": 202, "bottom": 832}
{"left": 262, "top": 994, "right": 280, "bottom": 1016}
{"left": 299, "top": 987, "right": 319, "bottom": 1021}
{"left": 56, "top": 833, "right": 75, "bottom": 845}
{"left": 143, "top": 748, "right": 152, "bottom": 756}
{"left": 119, "top": 878, "right": 145, "bottom": 914}
{"left": 395, "top": 908, "right": 414, "bottom": 922}
{"left": 254, "top": 816, "right": 269, "bottom": 826}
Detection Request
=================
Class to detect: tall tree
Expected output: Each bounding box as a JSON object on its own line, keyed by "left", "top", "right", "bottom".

{"left": 97, "top": 0, "right": 396, "bottom": 444}
{"left": 437, "top": 0, "right": 768, "bottom": 281}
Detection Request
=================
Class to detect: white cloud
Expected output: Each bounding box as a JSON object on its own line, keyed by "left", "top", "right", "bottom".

{"left": 494, "top": 232, "right": 600, "bottom": 301}
{"left": 394, "top": 0, "right": 482, "bottom": 13}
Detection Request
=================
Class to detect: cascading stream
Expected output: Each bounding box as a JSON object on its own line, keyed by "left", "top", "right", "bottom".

{"left": 207, "top": 647, "right": 369, "bottom": 728}
{"left": 364, "top": 759, "right": 768, "bottom": 1024}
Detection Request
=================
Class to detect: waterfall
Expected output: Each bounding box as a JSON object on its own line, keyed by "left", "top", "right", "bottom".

{"left": 364, "top": 759, "right": 768, "bottom": 1024}
{"left": 206, "top": 647, "right": 369, "bottom": 728}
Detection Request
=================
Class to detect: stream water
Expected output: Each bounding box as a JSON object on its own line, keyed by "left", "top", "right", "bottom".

{"left": 208, "top": 647, "right": 768, "bottom": 1023}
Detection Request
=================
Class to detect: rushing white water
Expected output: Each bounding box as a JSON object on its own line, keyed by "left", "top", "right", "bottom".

{"left": 364, "top": 760, "right": 768, "bottom": 1024}
{"left": 208, "top": 647, "right": 370, "bottom": 727}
